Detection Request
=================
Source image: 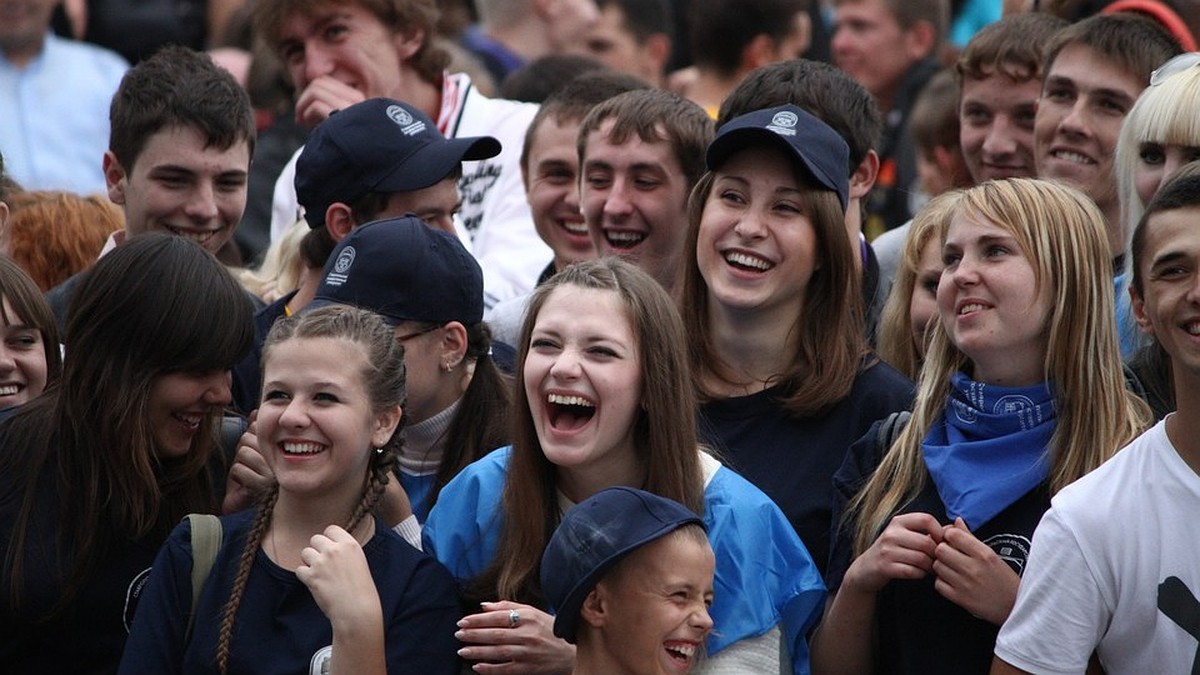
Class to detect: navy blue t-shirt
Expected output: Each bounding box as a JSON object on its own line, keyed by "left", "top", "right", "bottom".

{"left": 827, "top": 420, "right": 1051, "bottom": 675}
{"left": 118, "top": 511, "right": 462, "bottom": 674}
{"left": 699, "top": 359, "right": 914, "bottom": 575}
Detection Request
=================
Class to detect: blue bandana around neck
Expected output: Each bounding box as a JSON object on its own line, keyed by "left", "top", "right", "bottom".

{"left": 921, "top": 372, "right": 1055, "bottom": 529}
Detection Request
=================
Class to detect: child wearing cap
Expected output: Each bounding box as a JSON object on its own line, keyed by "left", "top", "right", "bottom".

{"left": 681, "top": 104, "right": 913, "bottom": 577}
{"left": 541, "top": 486, "right": 715, "bottom": 674}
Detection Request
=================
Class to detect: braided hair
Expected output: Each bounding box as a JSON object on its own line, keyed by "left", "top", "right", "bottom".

{"left": 214, "top": 305, "right": 406, "bottom": 673}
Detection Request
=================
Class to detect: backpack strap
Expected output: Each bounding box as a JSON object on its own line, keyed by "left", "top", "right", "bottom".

{"left": 876, "top": 410, "right": 912, "bottom": 458}
{"left": 185, "top": 513, "right": 223, "bottom": 641}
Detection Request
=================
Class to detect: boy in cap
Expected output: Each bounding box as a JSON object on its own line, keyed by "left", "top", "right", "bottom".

{"left": 229, "top": 97, "right": 499, "bottom": 414}
{"left": 541, "top": 486, "right": 716, "bottom": 675}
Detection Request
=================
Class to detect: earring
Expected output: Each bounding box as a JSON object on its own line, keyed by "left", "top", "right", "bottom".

{"left": 374, "top": 445, "right": 384, "bottom": 455}
{"left": 441, "top": 362, "right": 452, "bottom": 373}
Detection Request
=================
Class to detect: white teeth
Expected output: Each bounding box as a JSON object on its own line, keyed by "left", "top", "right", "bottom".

{"left": 547, "top": 393, "right": 594, "bottom": 407}
{"left": 665, "top": 643, "right": 696, "bottom": 658}
{"left": 168, "top": 227, "right": 216, "bottom": 244}
{"left": 1053, "top": 150, "right": 1092, "bottom": 165}
{"left": 1186, "top": 322, "right": 1200, "bottom": 336}
{"left": 959, "top": 303, "right": 985, "bottom": 315}
{"left": 173, "top": 413, "right": 203, "bottom": 427}
{"left": 563, "top": 222, "right": 588, "bottom": 234}
{"left": 724, "top": 251, "right": 772, "bottom": 270}
{"left": 283, "top": 441, "right": 324, "bottom": 455}
{"left": 0, "top": 385, "right": 18, "bottom": 396}
{"left": 605, "top": 230, "right": 645, "bottom": 243}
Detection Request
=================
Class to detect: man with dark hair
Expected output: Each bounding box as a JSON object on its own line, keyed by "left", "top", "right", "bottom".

{"left": 582, "top": 0, "right": 674, "bottom": 88}
{"left": 678, "top": 0, "right": 811, "bottom": 116}
{"left": 45, "top": 45, "right": 256, "bottom": 335}
{"left": 255, "top": 0, "right": 547, "bottom": 309}
{"left": 578, "top": 89, "right": 714, "bottom": 292}
{"left": 832, "top": 0, "right": 947, "bottom": 235}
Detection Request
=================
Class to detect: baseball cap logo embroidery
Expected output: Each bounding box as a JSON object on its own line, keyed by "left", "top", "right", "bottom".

{"left": 327, "top": 246, "right": 356, "bottom": 286}
{"left": 767, "top": 111, "right": 799, "bottom": 136}
{"left": 386, "top": 104, "right": 426, "bottom": 136}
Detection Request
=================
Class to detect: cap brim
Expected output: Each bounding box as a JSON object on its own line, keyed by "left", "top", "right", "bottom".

{"left": 375, "top": 136, "right": 501, "bottom": 193}
{"left": 550, "top": 514, "right": 703, "bottom": 643}
{"left": 305, "top": 297, "right": 404, "bottom": 326}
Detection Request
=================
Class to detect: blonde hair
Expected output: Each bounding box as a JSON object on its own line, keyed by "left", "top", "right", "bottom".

{"left": 877, "top": 193, "right": 957, "bottom": 380}
{"left": 1116, "top": 63, "right": 1200, "bottom": 264}
{"left": 234, "top": 218, "right": 308, "bottom": 302}
{"left": 850, "top": 178, "right": 1150, "bottom": 553}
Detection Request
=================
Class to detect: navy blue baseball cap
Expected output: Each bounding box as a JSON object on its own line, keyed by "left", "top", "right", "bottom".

{"left": 309, "top": 215, "right": 484, "bottom": 325}
{"left": 540, "top": 487, "right": 706, "bottom": 644}
{"left": 296, "top": 98, "right": 502, "bottom": 228}
{"left": 706, "top": 104, "right": 850, "bottom": 212}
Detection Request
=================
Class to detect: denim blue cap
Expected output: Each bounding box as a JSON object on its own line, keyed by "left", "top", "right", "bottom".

{"left": 296, "top": 97, "right": 501, "bottom": 228}
{"left": 308, "top": 215, "right": 484, "bottom": 325}
{"left": 540, "top": 487, "right": 705, "bottom": 643}
{"left": 706, "top": 103, "right": 850, "bottom": 212}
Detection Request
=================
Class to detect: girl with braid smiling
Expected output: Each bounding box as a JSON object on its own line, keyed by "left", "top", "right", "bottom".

{"left": 120, "top": 306, "right": 461, "bottom": 674}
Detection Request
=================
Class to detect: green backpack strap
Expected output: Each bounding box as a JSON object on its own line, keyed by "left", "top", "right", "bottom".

{"left": 185, "top": 513, "right": 223, "bottom": 641}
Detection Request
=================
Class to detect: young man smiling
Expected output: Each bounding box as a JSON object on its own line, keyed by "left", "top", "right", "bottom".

{"left": 45, "top": 45, "right": 256, "bottom": 336}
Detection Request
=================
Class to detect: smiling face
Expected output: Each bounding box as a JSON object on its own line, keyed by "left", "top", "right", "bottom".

{"left": 909, "top": 235, "right": 943, "bottom": 358}
{"left": 583, "top": 530, "right": 715, "bottom": 675}
{"left": 582, "top": 119, "right": 691, "bottom": 290}
{"left": 696, "top": 144, "right": 820, "bottom": 322}
{"left": 1134, "top": 143, "right": 1200, "bottom": 208}
{"left": 524, "top": 285, "right": 643, "bottom": 500}
{"left": 526, "top": 115, "right": 593, "bottom": 270}
{"left": 105, "top": 125, "right": 250, "bottom": 254}
{"left": 937, "top": 213, "right": 1050, "bottom": 386}
{"left": 276, "top": 2, "right": 410, "bottom": 101}
{"left": 0, "top": 296, "right": 47, "bottom": 409}
{"left": 1034, "top": 44, "right": 1144, "bottom": 221}
{"left": 257, "top": 336, "right": 400, "bottom": 501}
{"left": 1133, "top": 206, "right": 1200, "bottom": 384}
{"left": 148, "top": 369, "right": 233, "bottom": 459}
{"left": 959, "top": 70, "right": 1042, "bottom": 182}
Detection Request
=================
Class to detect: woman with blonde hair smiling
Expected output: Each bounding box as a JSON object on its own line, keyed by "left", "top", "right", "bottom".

{"left": 813, "top": 178, "right": 1149, "bottom": 674}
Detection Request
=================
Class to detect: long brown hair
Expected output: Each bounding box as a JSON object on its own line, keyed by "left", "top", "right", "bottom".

{"left": 0, "top": 234, "right": 254, "bottom": 615}
{"left": 469, "top": 258, "right": 704, "bottom": 608}
{"left": 849, "top": 179, "right": 1150, "bottom": 553}
{"left": 214, "top": 305, "right": 406, "bottom": 673}
{"left": 679, "top": 146, "right": 868, "bottom": 416}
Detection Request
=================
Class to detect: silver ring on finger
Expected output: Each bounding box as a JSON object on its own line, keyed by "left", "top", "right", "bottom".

{"left": 508, "top": 609, "right": 521, "bottom": 628}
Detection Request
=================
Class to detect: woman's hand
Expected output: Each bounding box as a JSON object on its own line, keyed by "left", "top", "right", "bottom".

{"left": 454, "top": 601, "right": 576, "bottom": 674}
{"left": 223, "top": 412, "right": 275, "bottom": 514}
{"left": 932, "top": 518, "right": 1020, "bottom": 625}
{"left": 296, "top": 525, "right": 384, "bottom": 629}
{"left": 843, "top": 512, "right": 944, "bottom": 594}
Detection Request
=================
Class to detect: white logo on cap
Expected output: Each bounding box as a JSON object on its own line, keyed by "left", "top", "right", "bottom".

{"left": 386, "top": 104, "right": 426, "bottom": 137}
{"left": 767, "top": 110, "right": 799, "bottom": 137}
{"left": 326, "top": 246, "right": 355, "bottom": 286}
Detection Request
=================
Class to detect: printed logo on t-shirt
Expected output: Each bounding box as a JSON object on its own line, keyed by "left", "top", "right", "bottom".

{"left": 1158, "top": 576, "right": 1200, "bottom": 670}
{"left": 982, "top": 533, "right": 1032, "bottom": 575}
{"left": 310, "top": 645, "right": 333, "bottom": 674}
{"left": 123, "top": 567, "right": 153, "bottom": 632}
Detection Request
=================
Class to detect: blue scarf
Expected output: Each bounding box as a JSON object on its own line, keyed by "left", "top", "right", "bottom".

{"left": 921, "top": 372, "right": 1055, "bottom": 529}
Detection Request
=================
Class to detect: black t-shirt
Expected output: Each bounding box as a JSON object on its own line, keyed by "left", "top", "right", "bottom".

{"left": 699, "top": 359, "right": 914, "bottom": 575}
{"left": 827, "top": 421, "right": 1051, "bottom": 675}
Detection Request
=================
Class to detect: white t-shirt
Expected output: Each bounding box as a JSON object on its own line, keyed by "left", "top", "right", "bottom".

{"left": 994, "top": 418, "right": 1200, "bottom": 674}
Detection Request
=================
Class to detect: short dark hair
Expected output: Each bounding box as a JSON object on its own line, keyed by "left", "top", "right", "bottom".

{"left": 1044, "top": 13, "right": 1182, "bottom": 88}
{"left": 596, "top": 0, "right": 673, "bottom": 42}
{"left": 577, "top": 89, "right": 714, "bottom": 193}
{"left": 689, "top": 0, "right": 809, "bottom": 76}
{"left": 956, "top": 12, "right": 1068, "bottom": 84}
{"left": 718, "top": 59, "right": 881, "bottom": 172}
{"left": 909, "top": 69, "right": 960, "bottom": 152}
{"left": 1132, "top": 161, "right": 1200, "bottom": 295}
{"left": 499, "top": 54, "right": 609, "bottom": 104}
{"left": 521, "top": 70, "right": 652, "bottom": 173}
{"left": 108, "top": 45, "right": 256, "bottom": 172}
